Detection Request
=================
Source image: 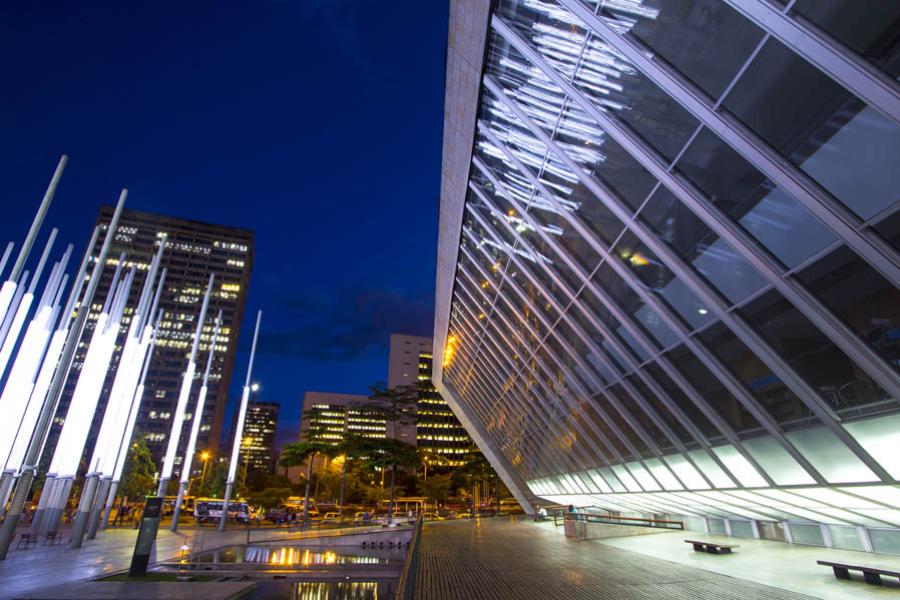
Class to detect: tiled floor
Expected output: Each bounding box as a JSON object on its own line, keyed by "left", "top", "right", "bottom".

{"left": 412, "top": 517, "right": 896, "bottom": 600}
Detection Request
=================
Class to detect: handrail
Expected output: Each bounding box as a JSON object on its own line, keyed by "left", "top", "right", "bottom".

{"left": 395, "top": 515, "right": 424, "bottom": 600}
{"left": 565, "top": 512, "right": 684, "bottom": 530}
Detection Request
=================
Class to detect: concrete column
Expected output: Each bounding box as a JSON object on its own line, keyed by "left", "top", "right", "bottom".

{"left": 0, "top": 472, "right": 15, "bottom": 519}
{"left": 43, "top": 477, "right": 74, "bottom": 535}
{"left": 170, "top": 481, "right": 188, "bottom": 532}
{"left": 70, "top": 474, "right": 99, "bottom": 548}
{"left": 85, "top": 477, "right": 110, "bottom": 539}
{"left": 30, "top": 475, "right": 56, "bottom": 534}
{"left": 99, "top": 480, "right": 118, "bottom": 530}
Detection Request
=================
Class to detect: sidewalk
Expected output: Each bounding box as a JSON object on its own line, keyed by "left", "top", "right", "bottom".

{"left": 0, "top": 525, "right": 288, "bottom": 600}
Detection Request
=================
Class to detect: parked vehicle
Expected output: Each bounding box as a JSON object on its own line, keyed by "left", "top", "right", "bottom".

{"left": 194, "top": 498, "right": 250, "bottom": 523}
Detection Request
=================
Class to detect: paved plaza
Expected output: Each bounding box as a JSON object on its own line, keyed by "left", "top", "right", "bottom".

{"left": 413, "top": 517, "right": 899, "bottom": 600}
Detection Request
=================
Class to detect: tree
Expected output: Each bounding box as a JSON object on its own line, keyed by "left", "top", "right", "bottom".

{"left": 418, "top": 449, "right": 450, "bottom": 480}
{"left": 418, "top": 473, "right": 452, "bottom": 508}
{"left": 247, "top": 487, "right": 292, "bottom": 513}
{"left": 195, "top": 462, "right": 228, "bottom": 498}
{"left": 360, "top": 438, "right": 419, "bottom": 522}
{"left": 119, "top": 438, "right": 157, "bottom": 500}
{"left": 331, "top": 435, "right": 368, "bottom": 517}
{"left": 358, "top": 382, "right": 419, "bottom": 440}
{"left": 458, "top": 448, "right": 494, "bottom": 515}
{"left": 279, "top": 441, "right": 328, "bottom": 522}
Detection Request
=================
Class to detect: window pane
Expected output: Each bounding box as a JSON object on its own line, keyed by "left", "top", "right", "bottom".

{"left": 740, "top": 289, "right": 893, "bottom": 416}
{"left": 698, "top": 322, "right": 814, "bottom": 429}
{"left": 723, "top": 38, "right": 900, "bottom": 220}
{"left": 637, "top": 187, "right": 767, "bottom": 303}
{"left": 624, "top": 0, "right": 765, "bottom": 99}
{"left": 789, "top": 0, "right": 900, "bottom": 78}
{"left": 667, "top": 344, "right": 763, "bottom": 435}
{"left": 644, "top": 362, "right": 722, "bottom": 440}
{"left": 797, "top": 245, "right": 900, "bottom": 376}
{"left": 674, "top": 128, "right": 835, "bottom": 269}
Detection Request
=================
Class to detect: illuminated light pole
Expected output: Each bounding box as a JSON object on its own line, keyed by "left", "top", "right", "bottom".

{"left": 0, "top": 156, "right": 67, "bottom": 331}
{"left": 81, "top": 243, "right": 166, "bottom": 541}
{"left": 0, "top": 244, "right": 73, "bottom": 515}
{"left": 0, "top": 243, "right": 13, "bottom": 282}
{"left": 220, "top": 310, "right": 261, "bottom": 532}
{"left": 157, "top": 273, "right": 215, "bottom": 498}
{"left": 100, "top": 298, "right": 165, "bottom": 531}
{"left": 171, "top": 310, "right": 222, "bottom": 531}
{"left": 0, "top": 230, "right": 57, "bottom": 378}
{"left": 67, "top": 264, "right": 136, "bottom": 549}
{"left": 0, "top": 189, "right": 125, "bottom": 561}
{"left": 27, "top": 228, "right": 100, "bottom": 534}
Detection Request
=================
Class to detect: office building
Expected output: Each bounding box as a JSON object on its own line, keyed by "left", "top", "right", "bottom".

{"left": 49, "top": 207, "right": 254, "bottom": 477}
{"left": 433, "top": 0, "right": 900, "bottom": 554}
{"left": 236, "top": 400, "right": 280, "bottom": 474}
{"left": 389, "top": 334, "right": 473, "bottom": 466}
{"left": 300, "top": 392, "right": 387, "bottom": 445}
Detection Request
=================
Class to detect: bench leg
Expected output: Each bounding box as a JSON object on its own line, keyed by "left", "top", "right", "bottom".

{"left": 721, "top": 548, "right": 732, "bottom": 554}
{"left": 692, "top": 543, "right": 704, "bottom": 552}
{"left": 832, "top": 567, "right": 851, "bottom": 580}
{"left": 863, "top": 571, "right": 882, "bottom": 586}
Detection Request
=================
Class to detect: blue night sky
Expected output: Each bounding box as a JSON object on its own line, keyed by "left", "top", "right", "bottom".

{"left": 0, "top": 1, "right": 449, "bottom": 448}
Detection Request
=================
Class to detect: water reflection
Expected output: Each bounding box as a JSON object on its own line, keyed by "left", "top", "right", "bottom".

{"left": 251, "top": 580, "right": 388, "bottom": 600}
{"left": 195, "top": 545, "right": 405, "bottom": 566}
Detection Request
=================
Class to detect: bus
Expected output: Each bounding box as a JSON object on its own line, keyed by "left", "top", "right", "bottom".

{"left": 193, "top": 498, "right": 250, "bottom": 523}
{"left": 161, "top": 495, "right": 195, "bottom": 516}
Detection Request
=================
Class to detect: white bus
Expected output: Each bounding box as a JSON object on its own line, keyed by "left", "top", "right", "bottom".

{"left": 193, "top": 498, "right": 250, "bottom": 523}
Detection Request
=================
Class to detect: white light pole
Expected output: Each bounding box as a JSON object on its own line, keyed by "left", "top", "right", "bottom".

{"left": 0, "top": 156, "right": 67, "bottom": 331}
{"left": 157, "top": 273, "right": 215, "bottom": 497}
{"left": 220, "top": 310, "right": 261, "bottom": 532}
{"left": 171, "top": 310, "right": 222, "bottom": 531}
{"left": 0, "top": 189, "right": 126, "bottom": 561}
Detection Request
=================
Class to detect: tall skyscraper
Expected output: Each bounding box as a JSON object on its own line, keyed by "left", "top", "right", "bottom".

{"left": 237, "top": 400, "right": 280, "bottom": 474}
{"left": 388, "top": 334, "right": 473, "bottom": 466}
{"left": 48, "top": 206, "right": 254, "bottom": 478}
{"left": 433, "top": 0, "right": 900, "bottom": 553}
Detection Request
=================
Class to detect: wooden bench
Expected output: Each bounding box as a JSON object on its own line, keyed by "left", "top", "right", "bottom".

{"left": 685, "top": 539, "right": 739, "bottom": 554}
{"left": 818, "top": 560, "right": 900, "bottom": 586}
{"left": 44, "top": 530, "right": 62, "bottom": 546}
{"left": 16, "top": 533, "right": 37, "bottom": 550}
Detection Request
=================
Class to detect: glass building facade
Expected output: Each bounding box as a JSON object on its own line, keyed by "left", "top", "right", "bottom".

{"left": 433, "top": 0, "right": 900, "bottom": 552}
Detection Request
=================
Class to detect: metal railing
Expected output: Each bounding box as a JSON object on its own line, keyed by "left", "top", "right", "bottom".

{"left": 395, "top": 515, "right": 424, "bottom": 600}
{"left": 562, "top": 510, "right": 684, "bottom": 530}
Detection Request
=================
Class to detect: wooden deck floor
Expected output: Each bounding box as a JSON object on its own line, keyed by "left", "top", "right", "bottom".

{"left": 413, "top": 517, "right": 817, "bottom": 600}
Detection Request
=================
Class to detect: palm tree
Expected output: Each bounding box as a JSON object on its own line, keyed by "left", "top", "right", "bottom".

{"left": 333, "top": 435, "right": 366, "bottom": 518}
{"left": 361, "top": 438, "right": 419, "bottom": 522}
{"left": 279, "top": 441, "right": 327, "bottom": 522}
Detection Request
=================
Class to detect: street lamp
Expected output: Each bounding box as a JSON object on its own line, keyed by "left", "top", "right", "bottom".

{"left": 200, "top": 451, "right": 211, "bottom": 489}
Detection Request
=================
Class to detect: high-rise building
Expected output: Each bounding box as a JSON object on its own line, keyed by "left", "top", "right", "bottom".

{"left": 388, "top": 334, "right": 473, "bottom": 466}
{"left": 48, "top": 206, "right": 254, "bottom": 478}
{"left": 236, "top": 400, "right": 280, "bottom": 474}
{"left": 433, "top": 0, "right": 900, "bottom": 553}
{"left": 299, "top": 392, "right": 387, "bottom": 445}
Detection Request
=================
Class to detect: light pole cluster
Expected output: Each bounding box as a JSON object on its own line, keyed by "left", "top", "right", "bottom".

{"left": 0, "top": 157, "right": 263, "bottom": 560}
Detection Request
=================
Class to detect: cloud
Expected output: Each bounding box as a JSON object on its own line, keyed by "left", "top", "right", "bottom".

{"left": 258, "top": 281, "right": 434, "bottom": 360}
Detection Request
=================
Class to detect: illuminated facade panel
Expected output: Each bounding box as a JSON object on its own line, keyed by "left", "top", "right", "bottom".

{"left": 234, "top": 400, "right": 279, "bottom": 474}
{"left": 434, "top": 0, "right": 900, "bottom": 552}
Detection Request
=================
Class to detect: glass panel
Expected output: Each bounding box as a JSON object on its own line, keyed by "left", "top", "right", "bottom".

{"left": 873, "top": 210, "right": 899, "bottom": 254}
{"left": 786, "top": 426, "right": 879, "bottom": 484}
{"left": 609, "top": 232, "right": 713, "bottom": 329}
{"left": 685, "top": 516, "right": 706, "bottom": 531}
{"left": 843, "top": 414, "right": 900, "bottom": 480}
{"left": 667, "top": 345, "right": 763, "bottom": 435}
{"left": 627, "top": 374, "right": 693, "bottom": 445}
{"left": 868, "top": 528, "right": 900, "bottom": 555}
{"left": 789, "top": 1, "right": 900, "bottom": 78}
{"left": 644, "top": 362, "right": 722, "bottom": 440}
{"left": 708, "top": 518, "right": 727, "bottom": 535}
{"left": 674, "top": 128, "right": 835, "bottom": 269}
{"left": 687, "top": 449, "right": 736, "bottom": 488}
{"left": 797, "top": 245, "right": 900, "bottom": 378}
{"left": 828, "top": 525, "right": 864, "bottom": 551}
{"left": 663, "top": 453, "right": 709, "bottom": 489}
{"left": 698, "top": 322, "right": 813, "bottom": 429}
{"left": 723, "top": 38, "right": 900, "bottom": 220}
{"left": 740, "top": 289, "right": 893, "bottom": 415}
{"left": 729, "top": 520, "right": 755, "bottom": 539}
{"left": 638, "top": 186, "right": 767, "bottom": 303}
{"left": 790, "top": 523, "right": 826, "bottom": 546}
{"left": 620, "top": 0, "right": 765, "bottom": 99}
{"left": 742, "top": 435, "right": 815, "bottom": 486}
{"left": 711, "top": 445, "right": 767, "bottom": 487}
